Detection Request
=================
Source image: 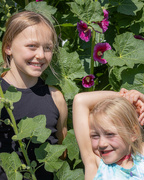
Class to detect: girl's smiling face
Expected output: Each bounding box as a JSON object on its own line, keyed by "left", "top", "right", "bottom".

{"left": 5, "top": 23, "right": 54, "bottom": 79}
{"left": 89, "top": 113, "right": 131, "bottom": 164}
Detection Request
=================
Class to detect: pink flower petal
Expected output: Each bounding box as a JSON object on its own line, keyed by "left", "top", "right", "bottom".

{"left": 134, "top": 35, "right": 144, "bottom": 40}
{"left": 93, "top": 43, "right": 111, "bottom": 64}
{"left": 77, "top": 21, "right": 91, "bottom": 42}
{"left": 103, "top": 9, "right": 109, "bottom": 19}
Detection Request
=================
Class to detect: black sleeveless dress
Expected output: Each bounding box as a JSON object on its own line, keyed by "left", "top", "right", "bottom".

{"left": 0, "top": 78, "right": 59, "bottom": 180}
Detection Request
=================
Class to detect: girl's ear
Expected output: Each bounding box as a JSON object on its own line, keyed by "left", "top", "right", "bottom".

{"left": 131, "top": 135, "right": 137, "bottom": 142}
{"left": 5, "top": 44, "right": 12, "bottom": 55}
{"left": 131, "top": 125, "right": 139, "bottom": 142}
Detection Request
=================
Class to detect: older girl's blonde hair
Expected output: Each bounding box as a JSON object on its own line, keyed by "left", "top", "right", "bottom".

{"left": 90, "top": 96, "right": 143, "bottom": 155}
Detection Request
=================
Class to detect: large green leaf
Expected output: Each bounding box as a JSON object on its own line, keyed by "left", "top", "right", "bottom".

{"left": 63, "top": 129, "right": 80, "bottom": 161}
{"left": 46, "top": 48, "right": 87, "bottom": 100}
{"left": 56, "top": 162, "right": 84, "bottom": 180}
{"left": 4, "top": 86, "right": 22, "bottom": 103}
{"left": 109, "top": 0, "right": 143, "bottom": 15}
{"left": 121, "top": 64, "right": 144, "bottom": 93}
{"left": 68, "top": 0, "right": 103, "bottom": 26}
{"left": 25, "top": 2, "right": 57, "bottom": 23}
{"left": 13, "top": 115, "right": 51, "bottom": 144}
{"left": 35, "top": 142, "right": 66, "bottom": 172}
{"left": 109, "top": 66, "right": 127, "bottom": 91}
{"left": 0, "top": 152, "right": 23, "bottom": 180}
{"left": 104, "top": 32, "right": 144, "bottom": 68}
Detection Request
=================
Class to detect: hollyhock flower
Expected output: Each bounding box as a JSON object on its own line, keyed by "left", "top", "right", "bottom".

{"left": 103, "top": 9, "right": 109, "bottom": 19}
{"left": 82, "top": 75, "right": 95, "bottom": 88}
{"left": 77, "top": 21, "right": 91, "bottom": 42}
{"left": 97, "top": 9, "right": 109, "bottom": 33}
{"left": 98, "top": 19, "right": 109, "bottom": 33}
{"left": 134, "top": 35, "right": 144, "bottom": 40}
{"left": 93, "top": 43, "right": 111, "bottom": 64}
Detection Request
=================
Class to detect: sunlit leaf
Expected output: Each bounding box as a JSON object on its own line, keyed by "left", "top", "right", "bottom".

{"left": 63, "top": 129, "right": 80, "bottom": 161}
{"left": 0, "top": 152, "right": 22, "bottom": 180}
{"left": 13, "top": 115, "right": 51, "bottom": 143}
{"left": 25, "top": 2, "right": 57, "bottom": 23}
{"left": 4, "top": 86, "right": 22, "bottom": 103}
{"left": 35, "top": 142, "right": 66, "bottom": 172}
{"left": 104, "top": 32, "right": 144, "bottom": 68}
{"left": 56, "top": 161, "right": 84, "bottom": 180}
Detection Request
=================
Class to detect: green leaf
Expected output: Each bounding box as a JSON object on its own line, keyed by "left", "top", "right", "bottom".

{"left": 46, "top": 48, "right": 87, "bottom": 100}
{"left": 63, "top": 129, "right": 80, "bottom": 161}
{"left": 35, "top": 143, "right": 66, "bottom": 172}
{"left": 68, "top": 0, "right": 103, "bottom": 24}
{"left": 0, "top": 152, "right": 23, "bottom": 180}
{"left": 4, "top": 86, "right": 22, "bottom": 103}
{"left": 56, "top": 161, "right": 84, "bottom": 180}
{"left": 13, "top": 115, "right": 51, "bottom": 143}
{"left": 104, "top": 32, "right": 144, "bottom": 68}
{"left": 109, "top": 0, "right": 143, "bottom": 15}
{"left": 121, "top": 64, "right": 144, "bottom": 93}
{"left": 109, "top": 66, "right": 127, "bottom": 91}
{"left": 25, "top": 2, "right": 57, "bottom": 23}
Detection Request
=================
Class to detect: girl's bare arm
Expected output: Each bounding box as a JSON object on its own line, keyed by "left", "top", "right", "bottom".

{"left": 73, "top": 91, "right": 119, "bottom": 180}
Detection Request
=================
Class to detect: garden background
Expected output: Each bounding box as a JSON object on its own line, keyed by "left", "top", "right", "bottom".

{"left": 0, "top": 0, "right": 144, "bottom": 179}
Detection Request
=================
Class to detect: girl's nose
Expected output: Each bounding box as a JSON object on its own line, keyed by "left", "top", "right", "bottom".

{"left": 98, "top": 136, "right": 108, "bottom": 149}
{"left": 36, "top": 47, "right": 45, "bottom": 59}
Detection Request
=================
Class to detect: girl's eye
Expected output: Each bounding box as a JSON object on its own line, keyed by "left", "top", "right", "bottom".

{"left": 90, "top": 134, "right": 99, "bottom": 139}
{"left": 106, "top": 133, "right": 115, "bottom": 138}
{"left": 28, "top": 45, "right": 37, "bottom": 49}
{"left": 44, "top": 46, "right": 53, "bottom": 52}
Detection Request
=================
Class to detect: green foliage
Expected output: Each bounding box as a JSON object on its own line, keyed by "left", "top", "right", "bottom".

{"left": 104, "top": 32, "right": 144, "bottom": 68}
{"left": 0, "top": 152, "right": 23, "bottom": 180}
{"left": 0, "top": 0, "right": 144, "bottom": 179}
{"left": 12, "top": 115, "right": 51, "bottom": 143}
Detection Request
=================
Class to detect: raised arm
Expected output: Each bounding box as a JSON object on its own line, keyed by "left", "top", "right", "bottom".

{"left": 73, "top": 91, "right": 119, "bottom": 180}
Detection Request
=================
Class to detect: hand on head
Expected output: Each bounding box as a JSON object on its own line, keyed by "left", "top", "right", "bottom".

{"left": 120, "top": 88, "right": 144, "bottom": 126}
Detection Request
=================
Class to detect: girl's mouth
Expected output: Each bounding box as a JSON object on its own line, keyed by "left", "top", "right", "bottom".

{"left": 100, "top": 150, "right": 113, "bottom": 156}
{"left": 28, "top": 62, "right": 43, "bottom": 67}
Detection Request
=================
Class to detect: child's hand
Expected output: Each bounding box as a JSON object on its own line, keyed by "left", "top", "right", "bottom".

{"left": 135, "top": 99, "right": 144, "bottom": 126}
{"left": 120, "top": 88, "right": 144, "bottom": 104}
{"left": 120, "top": 88, "right": 144, "bottom": 126}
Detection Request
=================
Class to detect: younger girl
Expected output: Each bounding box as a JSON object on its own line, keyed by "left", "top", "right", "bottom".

{"left": 73, "top": 91, "right": 144, "bottom": 180}
{"left": 0, "top": 11, "right": 67, "bottom": 180}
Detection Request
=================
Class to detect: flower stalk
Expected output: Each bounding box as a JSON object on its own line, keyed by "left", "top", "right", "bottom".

{"left": 90, "top": 29, "right": 96, "bottom": 75}
{"left": 25, "top": 0, "right": 29, "bottom": 6}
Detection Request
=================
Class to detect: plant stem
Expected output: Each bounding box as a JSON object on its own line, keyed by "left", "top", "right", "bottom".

{"left": 25, "top": 0, "right": 29, "bottom": 6}
{"left": 88, "top": 30, "right": 96, "bottom": 91}
{"left": 0, "top": 85, "right": 37, "bottom": 180}
{"left": 90, "top": 30, "right": 96, "bottom": 75}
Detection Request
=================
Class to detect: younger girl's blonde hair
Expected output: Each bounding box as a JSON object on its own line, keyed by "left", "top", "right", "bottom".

{"left": 89, "top": 96, "right": 143, "bottom": 155}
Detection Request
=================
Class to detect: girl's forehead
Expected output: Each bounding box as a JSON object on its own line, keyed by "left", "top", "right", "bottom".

{"left": 89, "top": 113, "right": 117, "bottom": 132}
{"left": 16, "top": 24, "right": 53, "bottom": 44}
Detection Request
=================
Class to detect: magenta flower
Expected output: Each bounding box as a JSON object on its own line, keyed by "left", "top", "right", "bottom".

{"left": 134, "top": 35, "right": 144, "bottom": 40}
{"left": 82, "top": 75, "right": 95, "bottom": 88}
{"left": 98, "top": 9, "right": 109, "bottom": 33}
{"left": 77, "top": 21, "right": 91, "bottom": 42}
{"left": 93, "top": 43, "right": 111, "bottom": 64}
{"left": 36, "top": 0, "right": 43, "bottom": 1}
{"left": 103, "top": 9, "right": 109, "bottom": 19}
{"left": 98, "top": 19, "right": 109, "bottom": 33}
